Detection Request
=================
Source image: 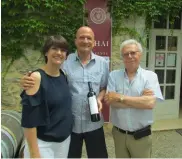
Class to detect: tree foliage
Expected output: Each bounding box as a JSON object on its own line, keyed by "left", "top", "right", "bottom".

{"left": 2, "top": 0, "right": 182, "bottom": 62}
{"left": 108, "top": 0, "right": 182, "bottom": 35}
{"left": 2, "top": 0, "right": 86, "bottom": 61}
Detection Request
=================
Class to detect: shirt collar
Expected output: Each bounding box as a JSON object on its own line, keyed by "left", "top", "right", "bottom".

{"left": 124, "top": 65, "right": 141, "bottom": 77}
{"left": 75, "top": 50, "right": 96, "bottom": 62}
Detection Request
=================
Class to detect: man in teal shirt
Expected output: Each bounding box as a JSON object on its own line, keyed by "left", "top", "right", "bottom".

{"left": 104, "top": 39, "right": 163, "bottom": 158}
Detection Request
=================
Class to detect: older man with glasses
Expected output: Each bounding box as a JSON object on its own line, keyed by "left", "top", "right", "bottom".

{"left": 104, "top": 39, "right": 164, "bottom": 158}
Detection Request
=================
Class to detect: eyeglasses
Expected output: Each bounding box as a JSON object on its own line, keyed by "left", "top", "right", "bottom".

{"left": 122, "top": 51, "right": 139, "bottom": 58}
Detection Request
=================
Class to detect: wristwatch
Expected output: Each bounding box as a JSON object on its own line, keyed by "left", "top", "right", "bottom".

{"left": 120, "top": 94, "right": 124, "bottom": 102}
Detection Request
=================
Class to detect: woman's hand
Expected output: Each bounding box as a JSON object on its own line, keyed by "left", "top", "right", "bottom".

{"left": 30, "top": 151, "right": 41, "bottom": 158}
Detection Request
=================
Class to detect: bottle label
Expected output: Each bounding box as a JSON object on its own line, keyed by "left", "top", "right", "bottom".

{"left": 88, "top": 96, "right": 99, "bottom": 114}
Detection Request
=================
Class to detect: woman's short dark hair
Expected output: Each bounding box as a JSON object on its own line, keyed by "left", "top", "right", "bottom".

{"left": 42, "top": 35, "right": 69, "bottom": 63}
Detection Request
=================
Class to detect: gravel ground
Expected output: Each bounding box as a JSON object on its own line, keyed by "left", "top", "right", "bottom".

{"left": 81, "top": 124, "right": 182, "bottom": 158}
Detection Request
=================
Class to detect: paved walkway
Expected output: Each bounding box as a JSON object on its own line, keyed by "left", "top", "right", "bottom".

{"left": 82, "top": 124, "right": 182, "bottom": 158}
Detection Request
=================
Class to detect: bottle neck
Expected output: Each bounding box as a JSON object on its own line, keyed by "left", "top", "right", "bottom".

{"left": 88, "top": 82, "right": 93, "bottom": 92}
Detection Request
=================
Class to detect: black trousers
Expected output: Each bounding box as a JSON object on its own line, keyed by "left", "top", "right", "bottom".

{"left": 68, "top": 127, "right": 108, "bottom": 158}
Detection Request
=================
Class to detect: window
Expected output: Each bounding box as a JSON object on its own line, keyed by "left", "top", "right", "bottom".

{"left": 153, "top": 12, "right": 182, "bottom": 29}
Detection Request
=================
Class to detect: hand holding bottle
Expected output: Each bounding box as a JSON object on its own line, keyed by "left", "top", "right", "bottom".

{"left": 96, "top": 98, "right": 103, "bottom": 112}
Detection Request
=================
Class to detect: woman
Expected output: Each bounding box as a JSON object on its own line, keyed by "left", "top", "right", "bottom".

{"left": 20, "top": 35, "right": 73, "bottom": 158}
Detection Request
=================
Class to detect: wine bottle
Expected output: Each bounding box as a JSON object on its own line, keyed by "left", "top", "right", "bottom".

{"left": 87, "top": 82, "right": 100, "bottom": 122}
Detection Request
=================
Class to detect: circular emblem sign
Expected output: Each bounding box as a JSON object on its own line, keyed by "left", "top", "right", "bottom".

{"left": 90, "top": 8, "right": 106, "bottom": 24}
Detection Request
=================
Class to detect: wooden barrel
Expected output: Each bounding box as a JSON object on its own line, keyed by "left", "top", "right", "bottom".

{"left": 1, "top": 110, "right": 24, "bottom": 158}
{"left": 18, "top": 139, "right": 25, "bottom": 158}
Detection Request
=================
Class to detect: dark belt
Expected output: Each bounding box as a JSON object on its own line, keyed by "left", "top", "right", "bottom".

{"left": 114, "top": 125, "right": 151, "bottom": 135}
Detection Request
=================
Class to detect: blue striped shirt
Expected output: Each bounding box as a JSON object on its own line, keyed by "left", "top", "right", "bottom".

{"left": 63, "top": 52, "right": 109, "bottom": 133}
{"left": 107, "top": 66, "right": 164, "bottom": 131}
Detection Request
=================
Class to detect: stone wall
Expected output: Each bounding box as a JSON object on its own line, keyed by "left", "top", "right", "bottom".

{"left": 2, "top": 49, "right": 44, "bottom": 111}
{"left": 111, "top": 15, "right": 146, "bottom": 71}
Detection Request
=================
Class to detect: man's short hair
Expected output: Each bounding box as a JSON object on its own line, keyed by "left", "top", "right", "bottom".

{"left": 120, "top": 39, "right": 143, "bottom": 54}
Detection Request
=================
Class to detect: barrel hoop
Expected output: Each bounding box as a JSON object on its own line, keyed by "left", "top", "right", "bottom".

{"left": 1, "top": 125, "right": 18, "bottom": 156}
{"left": 19, "top": 140, "right": 26, "bottom": 157}
{"left": 2, "top": 112, "right": 21, "bottom": 124}
{"left": 2, "top": 110, "right": 21, "bottom": 118}
{"left": 1, "top": 140, "right": 9, "bottom": 158}
{"left": 1, "top": 127, "right": 16, "bottom": 156}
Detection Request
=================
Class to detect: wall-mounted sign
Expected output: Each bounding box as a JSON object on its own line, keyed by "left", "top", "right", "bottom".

{"left": 85, "top": 0, "right": 111, "bottom": 122}
{"left": 167, "top": 53, "right": 176, "bottom": 67}
{"left": 155, "top": 53, "right": 165, "bottom": 67}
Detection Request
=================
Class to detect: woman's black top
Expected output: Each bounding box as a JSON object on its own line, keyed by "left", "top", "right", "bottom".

{"left": 20, "top": 69, "right": 73, "bottom": 142}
